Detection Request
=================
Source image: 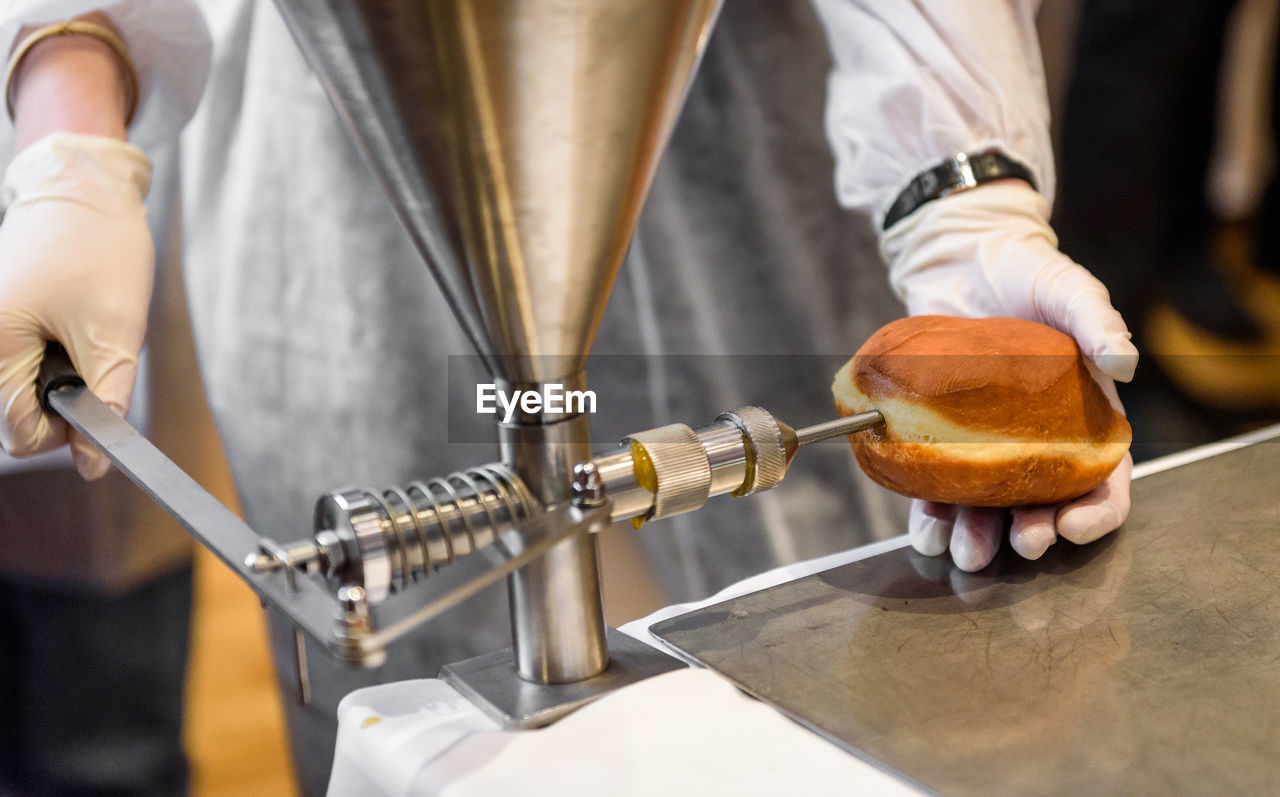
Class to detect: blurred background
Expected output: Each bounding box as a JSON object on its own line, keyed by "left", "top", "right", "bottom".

{"left": 1045, "top": 0, "right": 1280, "bottom": 462}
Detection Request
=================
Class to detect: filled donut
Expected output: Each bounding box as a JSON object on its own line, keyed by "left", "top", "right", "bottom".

{"left": 832, "top": 316, "right": 1131, "bottom": 507}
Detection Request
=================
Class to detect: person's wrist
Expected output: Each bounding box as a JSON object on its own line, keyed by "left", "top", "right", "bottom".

{"left": 881, "top": 150, "right": 1039, "bottom": 231}
{"left": 881, "top": 182, "right": 1055, "bottom": 299}
{"left": 8, "top": 15, "right": 135, "bottom": 151}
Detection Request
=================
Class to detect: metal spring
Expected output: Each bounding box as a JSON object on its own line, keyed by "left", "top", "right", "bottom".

{"left": 359, "top": 464, "right": 534, "bottom": 593}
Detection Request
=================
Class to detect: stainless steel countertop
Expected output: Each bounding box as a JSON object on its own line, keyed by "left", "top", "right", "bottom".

{"left": 653, "top": 428, "right": 1280, "bottom": 795}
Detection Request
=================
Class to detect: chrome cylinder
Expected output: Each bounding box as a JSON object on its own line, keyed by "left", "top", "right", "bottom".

{"left": 699, "top": 421, "right": 749, "bottom": 495}
{"left": 573, "top": 406, "right": 795, "bottom": 525}
{"left": 582, "top": 450, "right": 653, "bottom": 518}
{"left": 500, "top": 381, "right": 608, "bottom": 684}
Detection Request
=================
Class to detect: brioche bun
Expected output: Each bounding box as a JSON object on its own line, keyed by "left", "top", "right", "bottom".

{"left": 832, "top": 316, "right": 1131, "bottom": 507}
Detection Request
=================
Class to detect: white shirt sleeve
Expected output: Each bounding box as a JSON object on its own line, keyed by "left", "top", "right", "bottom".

{"left": 811, "top": 0, "right": 1054, "bottom": 230}
{"left": 0, "top": 0, "right": 210, "bottom": 152}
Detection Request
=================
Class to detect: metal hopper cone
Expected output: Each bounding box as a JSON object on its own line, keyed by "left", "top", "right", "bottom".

{"left": 271, "top": 0, "right": 722, "bottom": 692}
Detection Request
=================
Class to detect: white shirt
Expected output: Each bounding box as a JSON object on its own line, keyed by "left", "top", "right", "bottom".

{"left": 0, "top": 0, "right": 1054, "bottom": 224}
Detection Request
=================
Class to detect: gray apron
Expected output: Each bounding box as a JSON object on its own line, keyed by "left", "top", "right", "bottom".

{"left": 182, "top": 1, "right": 910, "bottom": 791}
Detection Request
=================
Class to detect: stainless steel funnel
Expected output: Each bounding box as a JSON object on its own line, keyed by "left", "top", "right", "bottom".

{"left": 271, "top": 0, "right": 722, "bottom": 691}
{"left": 272, "top": 0, "right": 721, "bottom": 384}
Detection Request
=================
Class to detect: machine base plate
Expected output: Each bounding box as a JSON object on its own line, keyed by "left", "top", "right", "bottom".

{"left": 440, "top": 626, "right": 685, "bottom": 729}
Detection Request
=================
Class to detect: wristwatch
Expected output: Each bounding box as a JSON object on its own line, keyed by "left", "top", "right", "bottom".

{"left": 882, "top": 150, "right": 1037, "bottom": 230}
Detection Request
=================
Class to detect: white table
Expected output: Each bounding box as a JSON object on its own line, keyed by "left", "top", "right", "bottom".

{"left": 327, "top": 535, "right": 923, "bottom": 796}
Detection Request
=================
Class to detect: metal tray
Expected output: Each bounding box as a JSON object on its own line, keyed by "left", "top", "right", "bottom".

{"left": 652, "top": 437, "right": 1280, "bottom": 795}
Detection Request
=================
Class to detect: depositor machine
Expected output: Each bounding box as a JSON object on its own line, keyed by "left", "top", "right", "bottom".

{"left": 39, "top": 0, "right": 883, "bottom": 727}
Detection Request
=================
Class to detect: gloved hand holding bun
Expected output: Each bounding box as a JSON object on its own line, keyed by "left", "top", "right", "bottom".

{"left": 834, "top": 314, "right": 1134, "bottom": 572}
{"left": 864, "top": 181, "right": 1138, "bottom": 572}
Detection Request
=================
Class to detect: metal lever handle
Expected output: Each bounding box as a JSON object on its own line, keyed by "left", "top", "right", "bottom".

{"left": 33, "top": 349, "right": 343, "bottom": 656}
{"left": 35, "top": 355, "right": 609, "bottom": 668}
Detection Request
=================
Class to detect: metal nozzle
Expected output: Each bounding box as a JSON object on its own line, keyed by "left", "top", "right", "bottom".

{"left": 575, "top": 406, "right": 884, "bottom": 525}
{"left": 789, "top": 410, "right": 885, "bottom": 449}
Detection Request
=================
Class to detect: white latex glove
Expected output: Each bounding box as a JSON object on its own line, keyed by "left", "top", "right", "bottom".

{"left": 881, "top": 181, "right": 1138, "bottom": 572}
{"left": 0, "top": 132, "right": 154, "bottom": 479}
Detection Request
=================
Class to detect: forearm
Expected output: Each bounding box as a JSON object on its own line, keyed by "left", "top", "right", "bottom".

{"left": 812, "top": 0, "right": 1054, "bottom": 227}
{"left": 0, "top": 2, "right": 210, "bottom": 480}
{"left": 9, "top": 13, "right": 133, "bottom": 151}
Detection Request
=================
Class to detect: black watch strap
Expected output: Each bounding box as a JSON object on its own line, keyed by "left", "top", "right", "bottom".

{"left": 882, "top": 150, "right": 1037, "bottom": 230}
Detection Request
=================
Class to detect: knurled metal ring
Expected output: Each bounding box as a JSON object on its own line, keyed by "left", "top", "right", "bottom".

{"left": 623, "top": 423, "right": 712, "bottom": 520}
{"left": 716, "top": 406, "right": 787, "bottom": 495}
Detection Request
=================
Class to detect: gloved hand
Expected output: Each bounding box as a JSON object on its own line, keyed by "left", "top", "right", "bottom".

{"left": 881, "top": 180, "right": 1138, "bottom": 572}
{"left": 0, "top": 132, "right": 154, "bottom": 480}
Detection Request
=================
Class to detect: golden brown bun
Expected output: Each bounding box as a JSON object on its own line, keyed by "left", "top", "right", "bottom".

{"left": 832, "top": 316, "right": 1131, "bottom": 506}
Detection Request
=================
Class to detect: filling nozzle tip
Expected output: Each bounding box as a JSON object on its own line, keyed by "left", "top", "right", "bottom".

{"left": 792, "top": 410, "right": 884, "bottom": 448}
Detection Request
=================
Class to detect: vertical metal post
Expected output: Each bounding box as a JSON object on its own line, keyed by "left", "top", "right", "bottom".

{"left": 499, "top": 374, "right": 608, "bottom": 684}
